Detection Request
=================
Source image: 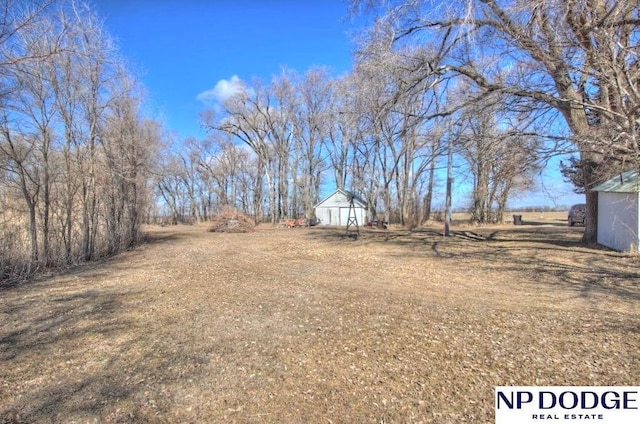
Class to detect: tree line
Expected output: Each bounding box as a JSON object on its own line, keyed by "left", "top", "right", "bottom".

{"left": 159, "top": 0, "right": 638, "bottom": 244}
{"left": 2, "top": 0, "right": 638, "bottom": 282}
{"left": 0, "top": 0, "right": 160, "bottom": 282}
{"left": 160, "top": 60, "right": 542, "bottom": 228}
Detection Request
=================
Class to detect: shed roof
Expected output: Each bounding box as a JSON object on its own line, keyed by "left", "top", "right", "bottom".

{"left": 314, "top": 189, "right": 367, "bottom": 209}
{"left": 593, "top": 170, "right": 640, "bottom": 192}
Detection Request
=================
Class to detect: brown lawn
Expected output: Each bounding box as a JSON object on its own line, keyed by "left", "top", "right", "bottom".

{"left": 1, "top": 215, "right": 639, "bottom": 423}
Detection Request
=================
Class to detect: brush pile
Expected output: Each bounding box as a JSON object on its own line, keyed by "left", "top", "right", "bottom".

{"left": 208, "top": 207, "right": 255, "bottom": 233}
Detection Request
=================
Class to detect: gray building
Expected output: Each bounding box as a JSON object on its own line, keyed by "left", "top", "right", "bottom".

{"left": 593, "top": 170, "right": 640, "bottom": 252}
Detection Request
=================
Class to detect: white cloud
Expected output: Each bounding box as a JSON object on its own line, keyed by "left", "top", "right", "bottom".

{"left": 196, "top": 75, "right": 250, "bottom": 105}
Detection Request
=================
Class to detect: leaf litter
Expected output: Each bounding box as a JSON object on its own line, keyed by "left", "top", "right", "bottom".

{"left": 0, "top": 220, "right": 638, "bottom": 423}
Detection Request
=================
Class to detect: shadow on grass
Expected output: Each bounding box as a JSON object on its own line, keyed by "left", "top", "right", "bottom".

{"left": 0, "top": 226, "right": 208, "bottom": 422}
{"left": 1, "top": 287, "right": 126, "bottom": 421}
{"left": 0, "top": 289, "right": 127, "bottom": 361}
{"left": 516, "top": 218, "right": 573, "bottom": 227}
{"left": 141, "top": 228, "right": 186, "bottom": 245}
{"left": 0, "top": 281, "right": 206, "bottom": 422}
{"left": 303, "top": 226, "right": 640, "bottom": 305}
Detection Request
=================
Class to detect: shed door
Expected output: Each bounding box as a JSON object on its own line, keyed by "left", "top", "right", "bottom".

{"left": 331, "top": 208, "right": 340, "bottom": 226}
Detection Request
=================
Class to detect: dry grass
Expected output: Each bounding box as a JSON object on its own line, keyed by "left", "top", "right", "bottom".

{"left": 1, "top": 213, "right": 638, "bottom": 423}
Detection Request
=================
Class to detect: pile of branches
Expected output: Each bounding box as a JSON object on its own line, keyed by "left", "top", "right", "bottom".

{"left": 208, "top": 207, "right": 255, "bottom": 233}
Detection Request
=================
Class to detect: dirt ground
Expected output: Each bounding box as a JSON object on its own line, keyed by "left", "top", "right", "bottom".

{"left": 1, "top": 215, "right": 639, "bottom": 423}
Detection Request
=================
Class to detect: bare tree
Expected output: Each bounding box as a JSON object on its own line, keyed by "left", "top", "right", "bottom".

{"left": 102, "top": 88, "right": 159, "bottom": 251}
{"left": 186, "top": 134, "right": 252, "bottom": 218}
{"left": 287, "top": 67, "right": 332, "bottom": 219}
{"left": 155, "top": 132, "right": 267, "bottom": 225}
{"left": 0, "top": 0, "right": 59, "bottom": 71}
{"left": 351, "top": 42, "right": 448, "bottom": 225}
{"left": 0, "top": 1, "right": 160, "bottom": 281}
{"left": 458, "top": 109, "right": 541, "bottom": 223}
{"left": 326, "top": 76, "right": 359, "bottom": 192}
{"left": 205, "top": 137, "right": 255, "bottom": 214}
{"left": 204, "top": 78, "right": 296, "bottom": 224}
{"left": 0, "top": 2, "right": 62, "bottom": 267}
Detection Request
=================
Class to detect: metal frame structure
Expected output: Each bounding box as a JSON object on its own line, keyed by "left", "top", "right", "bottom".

{"left": 345, "top": 193, "right": 360, "bottom": 237}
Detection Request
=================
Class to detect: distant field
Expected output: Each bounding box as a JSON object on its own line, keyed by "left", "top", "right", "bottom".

{"left": 1, "top": 220, "right": 637, "bottom": 423}
{"left": 454, "top": 210, "right": 567, "bottom": 220}
{"left": 424, "top": 210, "right": 570, "bottom": 228}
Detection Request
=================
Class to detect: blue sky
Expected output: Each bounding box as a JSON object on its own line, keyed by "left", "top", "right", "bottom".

{"left": 92, "top": 0, "right": 583, "bottom": 209}
{"left": 93, "top": 0, "right": 354, "bottom": 140}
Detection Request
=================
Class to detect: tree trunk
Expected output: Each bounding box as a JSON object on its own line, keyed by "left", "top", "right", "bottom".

{"left": 562, "top": 98, "right": 599, "bottom": 243}
{"left": 423, "top": 146, "right": 437, "bottom": 222}
{"left": 444, "top": 139, "right": 453, "bottom": 236}
{"left": 581, "top": 156, "right": 599, "bottom": 244}
{"left": 23, "top": 191, "right": 39, "bottom": 266}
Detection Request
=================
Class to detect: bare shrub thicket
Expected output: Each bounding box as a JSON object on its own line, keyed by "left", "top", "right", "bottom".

{"left": 0, "top": 1, "right": 160, "bottom": 284}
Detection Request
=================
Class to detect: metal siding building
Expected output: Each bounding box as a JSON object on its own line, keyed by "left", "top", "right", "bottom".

{"left": 593, "top": 170, "right": 640, "bottom": 252}
{"left": 314, "top": 189, "right": 367, "bottom": 227}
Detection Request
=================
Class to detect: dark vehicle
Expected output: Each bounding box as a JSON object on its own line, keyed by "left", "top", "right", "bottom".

{"left": 568, "top": 204, "right": 586, "bottom": 227}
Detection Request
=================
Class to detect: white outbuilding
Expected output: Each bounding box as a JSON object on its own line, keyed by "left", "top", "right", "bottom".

{"left": 314, "top": 189, "right": 368, "bottom": 227}
{"left": 593, "top": 169, "right": 640, "bottom": 252}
